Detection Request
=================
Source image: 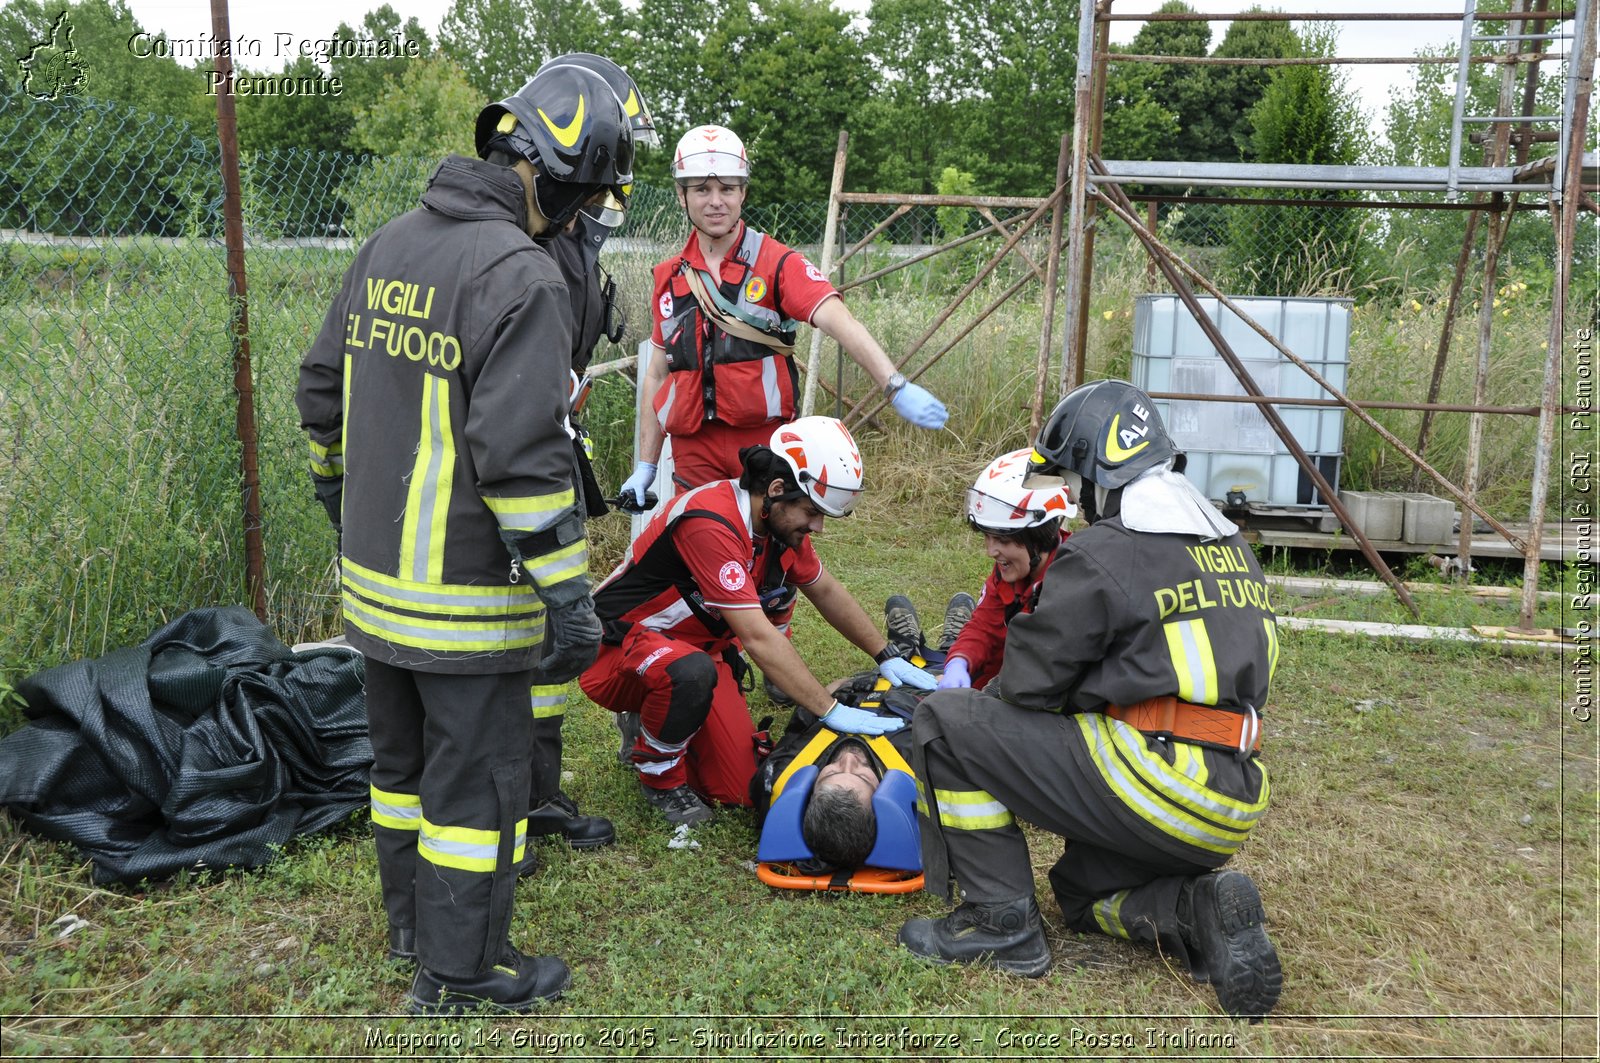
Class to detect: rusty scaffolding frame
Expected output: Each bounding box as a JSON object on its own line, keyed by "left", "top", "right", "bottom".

{"left": 798, "top": 3, "right": 1592, "bottom": 627}
{"left": 1054, "top": 0, "right": 1597, "bottom": 626}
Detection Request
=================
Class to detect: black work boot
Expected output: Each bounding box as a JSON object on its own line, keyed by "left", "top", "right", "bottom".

{"left": 897, "top": 896, "right": 1052, "bottom": 977}
{"left": 1179, "top": 869, "right": 1282, "bottom": 1022}
{"left": 939, "top": 592, "right": 976, "bottom": 651}
{"left": 408, "top": 948, "right": 570, "bottom": 1015}
{"left": 386, "top": 925, "right": 416, "bottom": 966}
{"left": 884, "top": 595, "right": 924, "bottom": 657}
{"left": 527, "top": 790, "right": 615, "bottom": 848}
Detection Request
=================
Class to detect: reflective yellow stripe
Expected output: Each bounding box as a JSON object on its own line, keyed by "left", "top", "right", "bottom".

{"left": 418, "top": 816, "right": 525, "bottom": 874}
{"left": 526, "top": 540, "right": 589, "bottom": 590}
{"left": 932, "top": 787, "right": 1014, "bottom": 830}
{"left": 529, "top": 684, "right": 566, "bottom": 719}
{"left": 1163, "top": 618, "right": 1219, "bottom": 705}
{"left": 865, "top": 734, "right": 914, "bottom": 777}
{"left": 400, "top": 374, "right": 456, "bottom": 584}
{"left": 343, "top": 595, "right": 545, "bottom": 652}
{"left": 1105, "top": 713, "right": 1267, "bottom": 822}
{"left": 1094, "top": 889, "right": 1131, "bottom": 939}
{"left": 1173, "top": 741, "right": 1209, "bottom": 787}
{"left": 483, "top": 489, "right": 577, "bottom": 534}
{"left": 370, "top": 785, "right": 420, "bottom": 831}
{"left": 1077, "top": 715, "right": 1265, "bottom": 856}
{"left": 342, "top": 558, "right": 539, "bottom": 617}
{"left": 307, "top": 438, "right": 343, "bottom": 478}
{"left": 1263, "top": 617, "right": 1280, "bottom": 681}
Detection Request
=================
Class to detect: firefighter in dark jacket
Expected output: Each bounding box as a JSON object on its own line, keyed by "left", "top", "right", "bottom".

{"left": 898, "top": 380, "right": 1283, "bottom": 1022}
{"left": 295, "top": 64, "right": 632, "bottom": 1014}
{"left": 513, "top": 53, "right": 661, "bottom": 853}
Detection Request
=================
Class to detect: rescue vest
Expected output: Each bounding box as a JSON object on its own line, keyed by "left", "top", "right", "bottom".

{"left": 656, "top": 226, "right": 801, "bottom": 433}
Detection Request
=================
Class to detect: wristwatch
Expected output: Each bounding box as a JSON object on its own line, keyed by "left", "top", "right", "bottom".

{"left": 882, "top": 372, "right": 908, "bottom": 399}
{"left": 873, "top": 644, "right": 900, "bottom": 665}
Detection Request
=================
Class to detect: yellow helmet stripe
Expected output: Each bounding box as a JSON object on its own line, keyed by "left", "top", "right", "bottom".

{"left": 537, "top": 95, "right": 585, "bottom": 148}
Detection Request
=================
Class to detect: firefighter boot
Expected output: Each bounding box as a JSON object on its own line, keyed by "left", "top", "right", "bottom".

{"left": 527, "top": 790, "right": 615, "bottom": 848}
{"left": 897, "top": 896, "right": 1052, "bottom": 977}
{"left": 1178, "top": 869, "right": 1282, "bottom": 1022}
{"left": 408, "top": 947, "right": 571, "bottom": 1015}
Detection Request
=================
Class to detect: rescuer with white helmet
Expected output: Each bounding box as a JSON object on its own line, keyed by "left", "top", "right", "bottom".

{"left": 616, "top": 124, "right": 949, "bottom": 508}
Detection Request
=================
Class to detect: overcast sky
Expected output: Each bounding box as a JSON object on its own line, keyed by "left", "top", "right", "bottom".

{"left": 121, "top": 0, "right": 1478, "bottom": 128}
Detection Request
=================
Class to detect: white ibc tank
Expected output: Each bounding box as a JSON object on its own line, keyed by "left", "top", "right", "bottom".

{"left": 1131, "top": 294, "right": 1351, "bottom": 508}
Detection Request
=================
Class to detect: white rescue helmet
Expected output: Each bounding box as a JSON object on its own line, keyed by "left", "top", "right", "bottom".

{"left": 770, "top": 416, "right": 864, "bottom": 517}
{"left": 967, "top": 448, "right": 1076, "bottom": 532}
{"left": 672, "top": 124, "right": 749, "bottom": 185}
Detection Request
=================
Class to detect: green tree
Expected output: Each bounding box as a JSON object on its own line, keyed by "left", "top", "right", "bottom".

{"left": 946, "top": 0, "right": 1078, "bottom": 193}
{"left": 236, "top": 56, "right": 353, "bottom": 153}
{"left": 1199, "top": 9, "right": 1300, "bottom": 162}
{"left": 1099, "top": 52, "right": 1180, "bottom": 162}
{"left": 0, "top": 0, "right": 210, "bottom": 126}
{"left": 438, "top": 0, "right": 625, "bottom": 99}
{"left": 1128, "top": 0, "right": 1213, "bottom": 163}
{"left": 1378, "top": 7, "right": 1568, "bottom": 292}
{"left": 1225, "top": 23, "right": 1368, "bottom": 295}
{"left": 698, "top": 0, "right": 866, "bottom": 203}
{"left": 351, "top": 56, "right": 479, "bottom": 158}
{"left": 327, "top": 5, "right": 434, "bottom": 105}
{"left": 852, "top": 0, "right": 978, "bottom": 195}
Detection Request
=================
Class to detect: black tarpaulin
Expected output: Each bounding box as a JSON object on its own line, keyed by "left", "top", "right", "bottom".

{"left": 0, "top": 606, "right": 371, "bottom": 884}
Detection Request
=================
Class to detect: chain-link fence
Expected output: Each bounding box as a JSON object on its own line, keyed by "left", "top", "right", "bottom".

{"left": 2, "top": 89, "right": 1586, "bottom": 687}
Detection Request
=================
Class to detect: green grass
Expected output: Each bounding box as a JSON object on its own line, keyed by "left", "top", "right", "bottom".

{"left": 0, "top": 498, "right": 1594, "bottom": 1059}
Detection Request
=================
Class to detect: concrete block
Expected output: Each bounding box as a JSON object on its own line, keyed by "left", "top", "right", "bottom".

{"left": 1337, "top": 490, "right": 1404, "bottom": 541}
{"left": 1401, "top": 492, "right": 1456, "bottom": 546}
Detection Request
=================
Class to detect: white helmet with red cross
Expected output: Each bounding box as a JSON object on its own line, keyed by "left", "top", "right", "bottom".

{"left": 672, "top": 124, "right": 749, "bottom": 184}
{"left": 967, "top": 448, "right": 1076, "bottom": 532}
{"left": 770, "top": 416, "right": 864, "bottom": 517}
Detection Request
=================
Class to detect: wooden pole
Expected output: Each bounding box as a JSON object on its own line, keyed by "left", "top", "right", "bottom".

{"left": 1031, "top": 135, "right": 1071, "bottom": 437}
{"left": 210, "top": 0, "right": 266, "bottom": 622}
{"left": 801, "top": 130, "right": 848, "bottom": 417}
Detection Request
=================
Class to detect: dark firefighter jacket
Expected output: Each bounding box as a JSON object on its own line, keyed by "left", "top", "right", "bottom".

{"left": 996, "top": 517, "right": 1279, "bottom": 718}
{"left": 295, "top": 155, "right": 579, "bottom": 675}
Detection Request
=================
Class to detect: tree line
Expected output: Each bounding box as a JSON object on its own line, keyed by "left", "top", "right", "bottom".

{"left": 0, "top": 0, "right": 1566, "bottom": 293}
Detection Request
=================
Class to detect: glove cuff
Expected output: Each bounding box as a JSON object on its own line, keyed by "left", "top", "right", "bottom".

{"left": 537, "top": 574, "right": 592, "bottom": 611}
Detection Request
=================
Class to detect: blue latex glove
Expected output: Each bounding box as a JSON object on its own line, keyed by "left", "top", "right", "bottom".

{"left": 620, "top": 461, "right": 657, "bottom": 506}
{"left": 891, "top": 382, "right": 947, "bottom": 430}
{"left": 937, "top": 657, "right": 972, "bottom": 690}
{"left": 821, "top": 701, "right": 906, "bottom": 735}
{"left": 879, "top": 655, "right": 938, "bottom": 690}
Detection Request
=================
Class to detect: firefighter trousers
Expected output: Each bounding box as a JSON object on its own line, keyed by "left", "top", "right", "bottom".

{"left": 911, "top": 688, "right": 1270, "bottom": 972}
{"left": 364, "top": 658, "right": 532, "bottom": 979}
{"left": 528, "top": 683, "right": 566, "bottom": 810}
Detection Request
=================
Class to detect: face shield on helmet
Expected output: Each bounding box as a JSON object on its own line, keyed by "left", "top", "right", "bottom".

{"left": 672, "top": 124, "right": 749, "bottom": 186}
{"left": 768, "top": 416, "right": 864, "bottom": 518}
{"left": 1031, "top": 379, "right": 1178, "bottom": 491}
{"left": 475, "top": 64, "right": 635, "bottom": 231}
{"left": 966, "top": 449, "right": 1076, "bottom": 533}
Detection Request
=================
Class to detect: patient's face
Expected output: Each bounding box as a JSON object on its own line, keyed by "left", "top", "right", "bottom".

{"left": 814, "top": 744, "right": 879, "bottom": 807}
